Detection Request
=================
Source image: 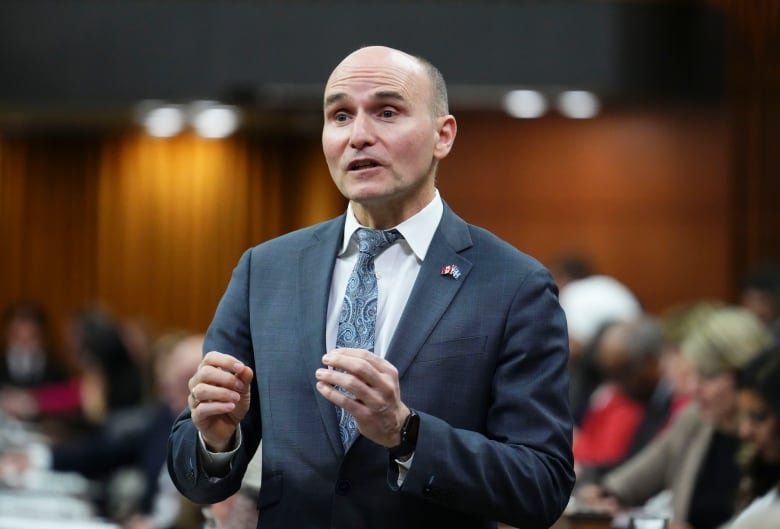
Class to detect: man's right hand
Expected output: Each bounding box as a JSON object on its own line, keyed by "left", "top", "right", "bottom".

{"left": 188, "top": 351, "right": 254, "bottom": 452}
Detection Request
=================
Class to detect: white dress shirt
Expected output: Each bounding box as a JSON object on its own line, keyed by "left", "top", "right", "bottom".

{"left": 326, "top": 190, "right": 443, "bottom": 358}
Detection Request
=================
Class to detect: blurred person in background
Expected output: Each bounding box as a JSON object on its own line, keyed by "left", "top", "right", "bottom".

{"left": 0, "top": 302, "right": 69, "bottom": 388}
{"left": 576, "top": 306, "right": 772, "bottom": 529}
{"left": 721, "top": 345, "right": 780, "bottom": 529}
{"left": 559, "top": 274, "right": 643, "bottom": 425}
{"left": 120, "top": 316, "right": 157, "bottom": 402}
{"left": 0, "top": 301, "right": 82, "bottom": 437}
{"left": 66, "top": 305, "right": 146, "bottom": 428}
{"left": 0, "top": 331, "right": 204, "bottom": 529}
{"left": 574, "top": 316, "right": 688, "bottom": 483}
{"left": 739, "top": 261, "right": 780, "bottom": 344}
{"left": 658, "top": 301, "right": 724, "bottom": 408}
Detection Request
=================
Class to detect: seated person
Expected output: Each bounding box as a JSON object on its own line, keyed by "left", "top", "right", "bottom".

{"left": 739, "top": 262, "right": 780, "bottom": 343}
{"left": 0, "top": 301, "right": 82, "bottom": 436}
{"left": 722, "top": 345, "right": 780, "bottom": 529}
{"left": 576, "top": 306, "right": 772, "bottom": 529}
{"left": 560, "top": 275, "right": 642, "bottom": 425}
{"left": 574, "top": 317, "right": 687, "bottom": 481}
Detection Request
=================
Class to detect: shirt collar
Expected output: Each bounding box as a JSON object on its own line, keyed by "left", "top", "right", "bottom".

{"left": 339, "top": 189, "right": 443, "bottom": 261}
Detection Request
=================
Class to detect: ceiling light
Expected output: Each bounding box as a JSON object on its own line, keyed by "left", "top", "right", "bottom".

{"left": 190, "top": 102, "right": 241, "bottom": 139}
{"left": 556, "top": 90, "right": 600, "bottom": 119}
{"left": 141, "top": 104, "right": 186, "bottom": 137}
{"left": 503, "top": 90, "right": 547, "bottom": 119}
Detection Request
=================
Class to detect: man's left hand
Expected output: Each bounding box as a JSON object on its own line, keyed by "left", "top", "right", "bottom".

{"left": 315, "top": 348, "right": 409, "bottom": 447}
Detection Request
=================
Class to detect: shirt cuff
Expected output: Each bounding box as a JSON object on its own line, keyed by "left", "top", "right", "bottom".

{"left": 197, "top": 428, "right": 242, "bottom": 478}
{"left": 395, "top": 452, "right": 414, "bottom": 487}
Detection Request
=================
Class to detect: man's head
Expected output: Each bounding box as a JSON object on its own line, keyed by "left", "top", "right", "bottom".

{"left": 322, "top": 46, "right": 456, "bottom": 228}
{"left": 740, "top": 262, "right": 780, "bottom": 327}
{"left": 595, "top": 317, "right": 664, "bottom": 402}
{"left": 3, "top": 302, "right": 50, "bottom": 353}
{"left": 155, "top": 333, "right": 204, "bottom": 413}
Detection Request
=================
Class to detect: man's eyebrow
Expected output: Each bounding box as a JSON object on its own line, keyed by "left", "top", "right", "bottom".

{"left": 324, "top": 90, "right": 406, "bottom": 108}
{"left": 373, "top": 90, "right": 405, "bottom": 103}
{"left": 324, "top": 92, "right": 347, "bottom": 107}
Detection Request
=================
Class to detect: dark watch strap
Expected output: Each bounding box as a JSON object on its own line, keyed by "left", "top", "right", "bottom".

{"left": 388, "top": 409, "right": 419, "bottom": 460}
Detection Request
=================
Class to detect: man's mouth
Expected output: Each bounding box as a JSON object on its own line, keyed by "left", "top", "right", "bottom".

{"left": 348, "top": 160, "right": 380, "bottom": 171}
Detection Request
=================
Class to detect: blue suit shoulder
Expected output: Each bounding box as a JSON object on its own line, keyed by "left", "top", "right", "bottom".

{"left": 244, "top": 217, "right": 342, "bottom": 260}
{"left": 463, "top": 223, "right": 556, "bottom": 286}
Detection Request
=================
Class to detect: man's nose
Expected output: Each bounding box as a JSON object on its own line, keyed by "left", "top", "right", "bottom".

{"left": 349, "top": 112, "right": 375, "bottom": 149}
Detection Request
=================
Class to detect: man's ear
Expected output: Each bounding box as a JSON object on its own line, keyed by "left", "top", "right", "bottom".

{"left": 433, "top": 115, "right": 457, "bottom": 160}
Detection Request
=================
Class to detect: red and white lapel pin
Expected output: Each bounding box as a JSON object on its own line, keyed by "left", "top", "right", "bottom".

{"left": 440, "top": 264, "right": 461, "bottom": 279}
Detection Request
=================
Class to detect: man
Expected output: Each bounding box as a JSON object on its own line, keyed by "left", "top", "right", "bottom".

{"left": 167, "top": 45, "right": 574, "bottom": 529}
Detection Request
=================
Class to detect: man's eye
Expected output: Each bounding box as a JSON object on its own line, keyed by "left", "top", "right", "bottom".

{"left": 334, "top": 112, "right": 349, "bottom": 122}
{"left": 380, "top": 110, "right": 396, "bottom": 119}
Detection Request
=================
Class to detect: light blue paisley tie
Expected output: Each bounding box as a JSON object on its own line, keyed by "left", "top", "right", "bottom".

{"left": 336, "top": 227, "right": 402, "bottom": 451}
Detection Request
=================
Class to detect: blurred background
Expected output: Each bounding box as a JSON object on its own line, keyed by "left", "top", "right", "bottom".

{"left": 0, "top": 0, "right": 777, "bottom": 361}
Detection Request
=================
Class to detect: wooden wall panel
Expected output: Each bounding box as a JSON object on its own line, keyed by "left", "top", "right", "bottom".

{"left": 720, "top": 0, "right": 780, "bottom": 282}
{"left": 1, "top": 132, "right": 345, "bottom": 344}
{"left": 0, "top": 136, "right": 100, "bottom": 356}
{"left": 438, "top": 109, "right": 731, "bottom": 314}
{"left": 96, "top": 132, "right": 264, "bottom": 334}
{"left": 92, "top": 132, "right": 344, "bottom": 336}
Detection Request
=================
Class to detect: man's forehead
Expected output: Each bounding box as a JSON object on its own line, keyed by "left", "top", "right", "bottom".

{"left": 326, "top": 48, "right": 424, "bottom": 85}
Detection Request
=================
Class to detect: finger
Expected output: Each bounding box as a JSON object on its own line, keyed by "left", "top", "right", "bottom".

{"left": 190, "top": 380, "right": 244, "bottom": 405}
{"left": 235, "top": 365, "right": 254, "bottom": 386}
{"left": 323, "top": 350, "right": 390, "bottom": 385}
{"left": 325, "top": 347, "right": 380, "bottom": 367}
{"left": 321, "top": 356, "right": 399, "bottom": 411}
{"left": 191, "top": 398, "right": 238, "bottom": 418}
{"left": 315, "top": 378, "right": 361, "bottom": 411}
{"left": 316, "top": 366, "right": 363, "bottom": 397}
{"left": 196, "top": 364, "right": 250, "bottom": 393}
{"left": 202, "top": 351, "right": 248, "bottom": 374}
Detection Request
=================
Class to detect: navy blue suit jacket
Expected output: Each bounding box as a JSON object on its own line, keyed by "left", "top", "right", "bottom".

{"left": 168, "top": 203, "right": 574, "bottom": 529}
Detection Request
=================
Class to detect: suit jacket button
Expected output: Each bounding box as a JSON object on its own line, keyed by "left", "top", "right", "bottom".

{"left": 336, "top": 479, "right": 351, "bottom": 495}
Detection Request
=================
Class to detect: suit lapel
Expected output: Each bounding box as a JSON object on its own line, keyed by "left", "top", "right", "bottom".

{"left": 298, "top": 217, "right": 346, "bottom": 457}
{"left": 386, "top": 205, "right": 473, "bottom": 378}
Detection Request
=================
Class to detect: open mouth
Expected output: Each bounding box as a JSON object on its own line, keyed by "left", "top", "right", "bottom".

{"left": 348, "top": 160, "right": 380, "bottom": 171}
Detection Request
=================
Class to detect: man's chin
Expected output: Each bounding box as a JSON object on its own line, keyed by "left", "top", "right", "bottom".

{"left": 344, "top": 183, "right": 392, "bottom": 204}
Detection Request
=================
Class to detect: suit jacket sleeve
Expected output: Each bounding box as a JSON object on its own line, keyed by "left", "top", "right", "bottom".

{"left": 167, "top": 248, "right": 261, "bottom": 505}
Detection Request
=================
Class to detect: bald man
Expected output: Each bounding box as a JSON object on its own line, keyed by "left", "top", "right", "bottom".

{"left": 168, "top": 46, "right": 574, "bottom": 529}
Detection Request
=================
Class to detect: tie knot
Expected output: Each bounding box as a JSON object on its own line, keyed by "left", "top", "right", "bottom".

{"left": 355, "top": 228, "right": 402, "bottom": 257}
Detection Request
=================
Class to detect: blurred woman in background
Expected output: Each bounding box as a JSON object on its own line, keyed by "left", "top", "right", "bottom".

{"left": 723, "top": 345, "right": 780, "bottom": 528}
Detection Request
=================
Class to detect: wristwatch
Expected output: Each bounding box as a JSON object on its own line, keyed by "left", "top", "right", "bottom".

{"left": 388, "top": 409, "right": 419, "bottom": 460}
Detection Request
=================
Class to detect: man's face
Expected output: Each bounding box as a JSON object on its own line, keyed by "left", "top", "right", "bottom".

{"left": 322, "top": 47, "right": 455, "bottom": 226}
